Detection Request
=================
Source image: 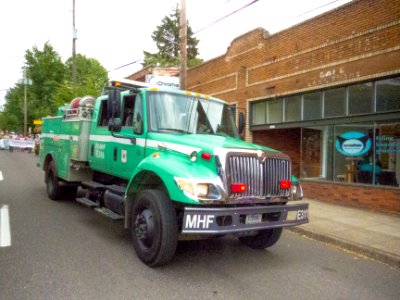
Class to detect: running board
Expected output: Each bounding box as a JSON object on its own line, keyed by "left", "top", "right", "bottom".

{"left": 95, "top": 207, "right": 124, "bottom": 220}
{"left": 76, "top": 197, "right": 98, "bottom": 208}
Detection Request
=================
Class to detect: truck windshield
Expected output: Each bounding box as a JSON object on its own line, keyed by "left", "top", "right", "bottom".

{"left": 148, "top": 91, "right": 240, "bottom": 138}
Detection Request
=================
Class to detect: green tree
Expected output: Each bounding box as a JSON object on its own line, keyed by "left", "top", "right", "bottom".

{"left": 143, "top": 6, "right": 202, "bottom": 68}
{"left": 25, "top": 42, "right": 66, "bottom": 117}
{"left": 55, "top": 54, "right": 109, "bottom": 105}
{"left": 0, "top": 85, "right": 27, "bottom": 131}
{"left": 0, "top": 43, "right": 109, "bottom": 133}
{"left": 1, "top": 42, "right": 64, "bottom": 132}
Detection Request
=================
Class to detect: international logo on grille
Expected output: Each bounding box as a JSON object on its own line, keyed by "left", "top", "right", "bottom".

{"left": 257, "top": 150, "right": 267, "bottom": 164}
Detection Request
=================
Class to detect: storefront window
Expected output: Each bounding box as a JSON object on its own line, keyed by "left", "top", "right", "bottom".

{"left": 303, "top": 92, "right": 322, "bottom": 120}
{"left": 250, "top": 76, "right": 399, "bottom": 188}
{"left": 334, "top": 123, "right": 374, "bottom": 184}
{"left": 375, "top": 122, "right": 400, "bottom": 186}
{"left": 285, "top": 95, "right": 302, "bottom": 122}
{"left": 376, "top": 77, "right": 400, "bottom": 112}
{"left": 301, "top": 126, "right": 330, "bottom": 179}
{"left": 252, "top": 101, "right": 266, "bottom": 125}
{"left": 267, "top": 99, "right": 283, "bottom": 123}
{"left": 324, "top": 87, "right": 346, "bottom": 117}
{"left": 300, "top": 122, "right": 400, "bottom": 187}
{"left": 349, "top": 82, "right": 373, "bottom": 115}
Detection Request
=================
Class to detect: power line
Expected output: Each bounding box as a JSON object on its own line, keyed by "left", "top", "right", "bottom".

{"left": 107, "top": 58, "right": 143, "bottom": 73}
{"left": 108, "top": 0, "right": 341, "bottom": 73}
{"left": 192, "top": 0, "right": 259, "bottom": 36}
{"left": 288, "top": 0, "right": 341, "bottom": 20}
{"left": 109, "top": 0, "right": 259, "bottom": 72}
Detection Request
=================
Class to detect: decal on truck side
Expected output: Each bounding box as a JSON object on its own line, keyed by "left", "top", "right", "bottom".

{"left": 94, "top": 143, "right": 106, "bottom": 159}
{"left": 185, "top": 214, "right": 215, "bottom": 229}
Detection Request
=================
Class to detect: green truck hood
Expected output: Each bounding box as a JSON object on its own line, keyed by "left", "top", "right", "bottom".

{"left": 147, "top": 133, "right": 279, "bottom": 155}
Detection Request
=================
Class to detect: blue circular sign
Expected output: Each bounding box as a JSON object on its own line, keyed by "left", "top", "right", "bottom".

{"left": 336, "top": 132, "right": 371, "bottom": 157}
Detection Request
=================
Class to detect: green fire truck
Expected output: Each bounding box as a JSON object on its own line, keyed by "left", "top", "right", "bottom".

{"left": 39, "top": 79, "right": 308, "bottom": 267}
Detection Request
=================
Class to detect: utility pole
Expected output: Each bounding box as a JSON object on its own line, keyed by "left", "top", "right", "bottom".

{"left": 179, "top": 0, "right": 187, "bottom": 90}
{"left": 23, "top": 66, "right": 27, "bottom": 135}
{"left": 72, "top": 0, "right": 77, "bottom": 86}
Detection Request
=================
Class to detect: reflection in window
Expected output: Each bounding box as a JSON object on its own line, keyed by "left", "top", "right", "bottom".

{"left": 376, "top": 122, "right": 400, "bottom": 186}
{"left": 301, "top": 127, "right": 329, "bottom": 179}
{"left": 98, "top": 100, "right": 109, "bottom": 127}
{"left": 268, "top": 99, "right": 283, "bottom": 123}
{"left": 303, "top": 92, "right": 322, "bottom": 120}
{"left": 252, "top": 101, "right": 266, "bottom": 125}
{"left": 349, "top": 82, "right": 373, "bottom": 115}
{"left": 324, "top": 87, "right": 346, "bottom": 117}
{"left": 376, "top": 77, "right": 400, "bottom": 112}
{"left": 285, "top": 95, "right": 302, "bottom": 122}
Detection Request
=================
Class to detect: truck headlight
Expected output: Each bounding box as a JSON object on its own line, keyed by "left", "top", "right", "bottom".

{"left": 197, "top": 184, "right": 209, "bottom": 197}
{"left": 174, "top": 177, "right": 222, "bottom": 201}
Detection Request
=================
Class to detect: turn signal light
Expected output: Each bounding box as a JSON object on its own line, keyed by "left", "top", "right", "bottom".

{"left": 231, "top": 183, "right": 246, "bottom": 193}
{"left": 201, "top": 152, "right": 212, "bottom": 160}
{"left": 280, "top": 180, "right": 291, "bottom": 189}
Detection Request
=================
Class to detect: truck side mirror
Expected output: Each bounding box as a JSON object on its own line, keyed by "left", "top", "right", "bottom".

{"left": 108, "top": 89, "right": 121, "bottom": 120}
{"left": 108, "top": 118, "right": 122, "bottom": 133}
{"left": 238, "top": 112, "right": 245, "bottom": 134}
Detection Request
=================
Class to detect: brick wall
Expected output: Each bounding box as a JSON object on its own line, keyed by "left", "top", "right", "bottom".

{"left": 187, "top": 0, "right": 400, "bottom": 117}
{"left": 302, "top": 180, "right": 400, "bottom": 213}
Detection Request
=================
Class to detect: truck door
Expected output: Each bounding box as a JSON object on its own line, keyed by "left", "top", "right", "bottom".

{"left": 110, "top": 93, "right": 145, "bottom": 179}
{"left": 89, "top": 99, "right": 111, "bottom": 172}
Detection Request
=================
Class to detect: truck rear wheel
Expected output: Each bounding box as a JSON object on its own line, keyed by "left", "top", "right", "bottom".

{"left": 131, "top": 190, "right": 178, "bottom": 267}
{"left": 238, "top": 228, "right": 282, "bottom": 249}
{"left": 45, "top": 161, "right": 63, "bottom": 200}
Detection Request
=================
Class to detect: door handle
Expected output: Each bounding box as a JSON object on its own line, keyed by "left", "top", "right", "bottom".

{"left": 113, "top": 147, "right": 118, "bottom": 161}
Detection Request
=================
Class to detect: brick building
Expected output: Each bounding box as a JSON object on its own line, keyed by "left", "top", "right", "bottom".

{"left": 187, "top": 0, "right": 400, "bottom": 212}
{"left": 129, "top": 0, "right": 400, "bottom": 212}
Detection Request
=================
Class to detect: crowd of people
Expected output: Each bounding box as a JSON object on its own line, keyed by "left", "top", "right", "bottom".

{"left": 0, "top": 132, "right": 40, "bottom": 154}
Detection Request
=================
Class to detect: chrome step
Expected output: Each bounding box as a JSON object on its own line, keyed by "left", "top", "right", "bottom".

{"left": 76, "top": 197, "right": 98, "bottom": 208}
{"left": 95, "top": 207, "right": 124, "bottom": 220}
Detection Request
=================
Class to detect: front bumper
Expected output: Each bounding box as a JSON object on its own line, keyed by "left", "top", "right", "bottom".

{"left": 182, "top": 202, "right": 309, "bottom": 234}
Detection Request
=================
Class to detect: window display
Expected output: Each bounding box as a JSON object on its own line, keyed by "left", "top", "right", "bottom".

{"left": 375, "top": 123, "right": 400, "bottom": 186}
{"left": 251, "top": 76, "right": 400, "bottom": 188}
{"left": 333, "top": 124, "right": 374, "bottom": 184}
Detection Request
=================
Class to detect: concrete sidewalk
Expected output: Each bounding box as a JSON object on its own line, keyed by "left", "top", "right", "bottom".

{"left": 289, "top": 199, "right": 400, "bottom": 267}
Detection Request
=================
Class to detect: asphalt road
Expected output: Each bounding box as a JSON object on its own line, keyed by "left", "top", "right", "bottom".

{"left": 0, "top": 150, "right": 399, "bottom": 300}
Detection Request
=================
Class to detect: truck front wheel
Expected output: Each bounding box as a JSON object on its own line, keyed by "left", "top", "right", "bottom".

{"left": 131, "top": 190, "right": 178, "bottom": 267}
{"left": 45, "top": 161, "right": 63, "bottom": 200}
{"left": 238, "top": 228, "right": 282, "bottom": 249}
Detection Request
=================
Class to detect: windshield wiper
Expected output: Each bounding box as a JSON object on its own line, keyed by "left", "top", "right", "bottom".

{"left": 157, "top": 128, "right": 191, "bottom": 134}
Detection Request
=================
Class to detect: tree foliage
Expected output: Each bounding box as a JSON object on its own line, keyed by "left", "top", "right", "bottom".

{"left": 143, "top": 6, "right": 203, "bottom": 68}
{"left": 0, "top": 43, "right": 108, "bottom": 133}
{"left": 25, "top": 42, "right": 66, "bottom": 117}
{"left": 55, "top": 54, "right": 108, "bottom": 106}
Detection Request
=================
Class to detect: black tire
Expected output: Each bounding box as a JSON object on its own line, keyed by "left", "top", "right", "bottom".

{"left": 238, "top": 228, "right": 283, "bottom": 249}
{"left": 45, "top": 161, "right": 63, "bottom": 200}
{"left": 131, "top": 190, "right": 178, "bottom": 267}
{"left": 64, "top": 186, "right": 78, "bottom": 200}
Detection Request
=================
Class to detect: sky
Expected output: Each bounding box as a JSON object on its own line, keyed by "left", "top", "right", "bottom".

{"left": 0, "top": 0, "right": 352, "bottom": 108}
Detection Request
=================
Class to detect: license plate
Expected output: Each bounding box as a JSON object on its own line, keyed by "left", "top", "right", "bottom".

{"left": 246, "top": 213, "right": 262, "bottom": 224}
{"left": 296, "top": 209, "right": 308, "bottom": 221}
{"left": 287, "top": 209, "right": 309, "bottom": 221}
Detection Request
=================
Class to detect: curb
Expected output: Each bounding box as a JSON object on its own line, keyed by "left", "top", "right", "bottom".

{"left": 288, "top": 227, "right": 400, "bottom": 268}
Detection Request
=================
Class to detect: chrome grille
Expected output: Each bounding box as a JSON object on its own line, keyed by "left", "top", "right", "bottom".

{"left": 226, "top": 153, "right": 291, "bottom": 198}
